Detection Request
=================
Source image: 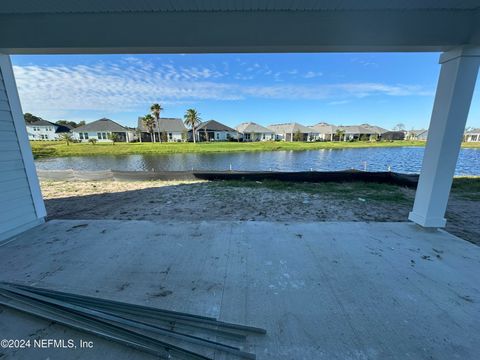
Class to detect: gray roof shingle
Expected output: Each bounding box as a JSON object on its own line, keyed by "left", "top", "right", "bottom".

{"left": 236, "top": 122, "right": 274, "bottom": 134}
{"left": 195, "top": 120, "right": 235, "bottom": 132}
{"left": 268, "top": 122, "right": 313, "bottom": 134}
{"left": 74, "top": 118, "right": 127, "bottom": 132}
{"left": 26, "top": 119, "right": 71, "bottom": 133}
{"left": 137, "top": 117, "right": 187, "bottom": 132}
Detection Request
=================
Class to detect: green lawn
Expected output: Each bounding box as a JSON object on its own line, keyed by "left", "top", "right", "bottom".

{"left": 30, "top": 140, "right": 480, "bottom": 159}
{"left": 215, "top": 179, "right": 412, "bottom": 204}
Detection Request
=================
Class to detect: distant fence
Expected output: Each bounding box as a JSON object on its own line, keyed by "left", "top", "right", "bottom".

{"left": 37, "top": 169, "right": 419, "bottom": 188}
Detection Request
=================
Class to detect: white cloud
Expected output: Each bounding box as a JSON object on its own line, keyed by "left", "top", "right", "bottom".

{"left": 12, "top": 61, "right": 433, "bottom": 118}
{"left": 303, "top": 71, "right": 323, "bottom": 79}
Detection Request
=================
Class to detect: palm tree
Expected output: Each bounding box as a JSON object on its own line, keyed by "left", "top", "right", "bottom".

{"left": 108, "top": 133, "right": 120, "bottom": 145}
{"left": 184, "top": 109, "right": 201, "bottom": 143}
{"left": 142, "top": 114, "right": 156, "bottom": 143}
{"left": 150, "top": 103, "right": 164, "bottom": 142}
{"left": 58, "top": 133, "right": 73, "bottom": 146}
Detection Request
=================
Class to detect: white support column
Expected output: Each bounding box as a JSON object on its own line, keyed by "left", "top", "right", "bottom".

{"left": 409, "top": 47, "right": 480, "bottom": 228}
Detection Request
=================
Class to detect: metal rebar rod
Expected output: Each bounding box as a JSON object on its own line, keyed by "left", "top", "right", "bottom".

{"left": 81, "top": 304, "right": 248, "bottom": 340}
{"left": 0, "top": 285, "right": 256, "bottom": 359}
{"left": 7, "top": 285, "right": 248, "bottom": 337}
{"left": 2, "top": 282, "right": 267, "bottom": 335}
{"left": 0, "top": 290, "right": 212, "bottom": 360}
{"left": 1, "top": 281, "right": 215, "bottom": 321}
{"left": 37, "top": 292, "right": 249, "bottom": 339}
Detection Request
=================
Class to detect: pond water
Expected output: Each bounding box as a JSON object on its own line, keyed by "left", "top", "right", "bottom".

{"left": 35, "top": 147, "right": 480, "bottom": 175}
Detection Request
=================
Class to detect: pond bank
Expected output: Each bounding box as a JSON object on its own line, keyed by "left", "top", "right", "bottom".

{"left": 40, "top": 178, "right": 480, "bottom": 246}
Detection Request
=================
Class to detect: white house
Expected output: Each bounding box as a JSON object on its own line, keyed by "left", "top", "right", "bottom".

{"left": 235, "top": 122, "right": 274, "bottom": 141}
{"left": 190, "top": 120, "right": 237, "bottom": 142}
{"left": 336, "top": 125, "right": 385, "bottom": 141}
{"left": 308, "top": 122, "right": 337, "bottom": 141}
{"left": 137, "top": 117, "right": 187, "bottom": 142}
{"left": 73, "top": 118, "right": 134, "bottom": 142}
{"left": 26, "top": 119, "right": 71, "bottom": 140}
{"left": 268, "top": 122, "right": 316, "bottom": 141}
{"left": 464, "top": 128, "right": 480, "bottom": 142}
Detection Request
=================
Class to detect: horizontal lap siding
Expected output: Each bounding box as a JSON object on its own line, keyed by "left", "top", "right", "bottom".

{"left": 0, "top": 66, "right": 37, "bottom": 238}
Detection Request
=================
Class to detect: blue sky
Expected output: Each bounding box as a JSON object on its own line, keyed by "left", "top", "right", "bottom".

{"left": 11, "top": 53, "right": 480, "bottom": 130}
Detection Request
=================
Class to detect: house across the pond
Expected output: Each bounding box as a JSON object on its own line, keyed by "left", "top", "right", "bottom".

{"left": 308, "top": 122, "right": 337, "bottom": 141}
{"left": 235, "top": 122, "right": 275, "bottom": 141}
{"left": 336, "top": 124, "right": 387, "bottom": 141}
{"left": 137, "top": 117, "right": 187, "bottom": 142}
{"left": 190, "top": 120, "right": 238, "bottom": 142}
{"left": 268, "top": 122, "right": 316, "bottom": 141}
{"left": 72, "top": 118, "right": 135, "bottom": 142}
{"left": 26, "top": 119, "right": 71, "bottom": 141}
{"left": 464, "top": 128, "right": 480, "bottom": 142}
{"left": 405, "top": 129, "right": 428, "bottom": 141}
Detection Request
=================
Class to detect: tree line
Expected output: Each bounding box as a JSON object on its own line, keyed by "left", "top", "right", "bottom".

{"left": 24, "top": 113, "right": 86, "bottom": 128}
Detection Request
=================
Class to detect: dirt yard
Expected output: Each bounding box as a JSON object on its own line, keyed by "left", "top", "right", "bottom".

{"left": 40, "top": 179, "right": 480, "bottom": 246}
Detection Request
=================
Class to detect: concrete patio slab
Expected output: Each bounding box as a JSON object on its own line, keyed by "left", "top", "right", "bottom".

{"left": 0, "top": 220, "right": 479, "bottom": 359}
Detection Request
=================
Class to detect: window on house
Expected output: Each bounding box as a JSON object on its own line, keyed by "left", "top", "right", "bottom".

{"left": 168, "top": 133, "right": 173, "bottom": 140}
{"left": 79, "top": 133, "right": 84, "bottom": 140}
{"left": 97, "top": 132, "right": 102, "bottom": 138}
{"left": 103, "top": 133, "right": 107, "bottom": 139}
{"left": 84, "top": 133, "right": 89, "bottom": 139}
{"left": 216, "top": 133, "right": 220, "bottom": 140}
{"left": 263, "top": 133, "right": 266, "bottom": 139}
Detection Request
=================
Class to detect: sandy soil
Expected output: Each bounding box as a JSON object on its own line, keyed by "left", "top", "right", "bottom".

{"left": 41, "top": 180, "right": 480, "bottom": 245}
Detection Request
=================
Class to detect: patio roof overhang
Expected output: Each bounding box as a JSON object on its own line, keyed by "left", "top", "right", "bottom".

{"left": 0, "top": 1, "right": 479, "bottom": 54}
{"left": 1, "top": 0, "right": 480, "bottom": 241}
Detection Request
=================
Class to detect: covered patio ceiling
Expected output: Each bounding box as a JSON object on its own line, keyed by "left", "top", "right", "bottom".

{"left": 0, "top": 0, "right": 479, "bottom": 53}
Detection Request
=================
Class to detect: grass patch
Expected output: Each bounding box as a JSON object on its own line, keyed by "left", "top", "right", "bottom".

{"left": 215, "top": 180, "right": 412, "bottom": 204}
{"left": 451, "top": 177, "right": 480, "bottom": 201}
{"left": 30, "top": 140, "right": 436, "bottom": 159}
{"left": 214, "top": 177, "right": 480, "bottom": 204}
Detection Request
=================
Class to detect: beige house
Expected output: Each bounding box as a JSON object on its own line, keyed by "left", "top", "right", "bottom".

{"left": 268, "top": 122, "right": 316, "bottom": 141}
{"left": 236, "top": 122, "right": 275, "bottom": 141}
